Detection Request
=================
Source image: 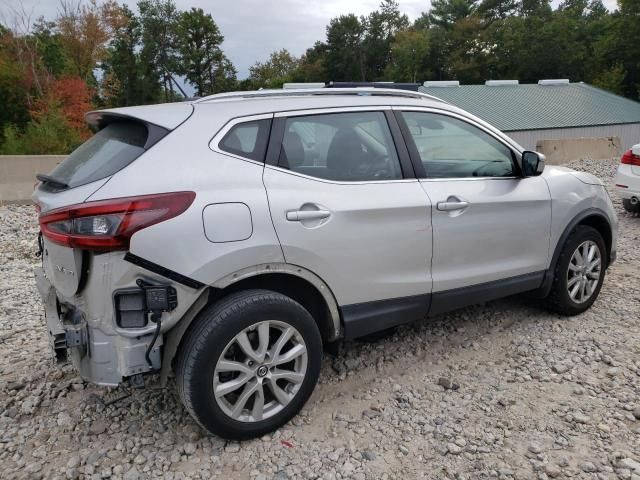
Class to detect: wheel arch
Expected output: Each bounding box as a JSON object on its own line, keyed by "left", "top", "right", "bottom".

{"left": 539, "top": 208, "right": 613, "bottom": 297}
{"left": 160, "top": 264, "right": 342, "bottom": 386}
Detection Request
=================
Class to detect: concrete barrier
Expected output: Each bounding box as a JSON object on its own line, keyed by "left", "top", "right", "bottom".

{"left": 536, "top": 137, "right": 621, "bottom": 165}
{"left": 0, "top": 155, "right": 65, "bottom": 204}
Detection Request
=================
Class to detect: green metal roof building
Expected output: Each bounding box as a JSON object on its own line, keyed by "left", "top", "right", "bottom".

{"left": 419, "top": 80, "right": 640, "bottom": 151}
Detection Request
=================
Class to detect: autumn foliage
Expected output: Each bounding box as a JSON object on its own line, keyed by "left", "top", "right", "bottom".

{"left": 33, "top": 77, "right": 94, "bottom": 138}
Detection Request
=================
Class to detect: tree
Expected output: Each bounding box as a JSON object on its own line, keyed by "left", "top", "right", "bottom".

{"left": 100, "top": 4, "right": 152, "bottom": 106}
{"left": 175, "top": 8, "right": 235, "bottom": 96}
{"left": 0, "top": 27, "right": 30, "bottom": 138}
{"left": 32, "top": 18, "right": 70, "bottom": 76}
{"left": 325, "top": 14, "right": 365, "bottom": 81}
{"left": 429, "top": 0, "right": 478, "bottom": 29}
{"left": 385, "top": 29, "right": 429, "bottom": 82}
{"left": 138, "top": 0, "right": 181, "bottom": 101}
{"left": 210, "top": 57, "right": 237, "bottom": 93}
{"left": 56, "top": 0, "right": 120, "bottom": 83}
{"left": 248, "top": 49, "right": 300, "bottom": 88}
{"left": 296, "top": 41, "right": 328, "bottom": 82}
{"left": 362, "top": 0, "right": 409, "bottom": 79}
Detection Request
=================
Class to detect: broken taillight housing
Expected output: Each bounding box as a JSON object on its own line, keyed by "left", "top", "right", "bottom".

{"left": 39, "top": 191, "right": 196, "bottom": 251}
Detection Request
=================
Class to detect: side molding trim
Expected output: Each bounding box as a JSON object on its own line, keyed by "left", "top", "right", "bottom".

{"left": 340, "top": 271, "right": 546, "bottom": 340}
{"left": 430, "top": 271, "right": 545, "bottom": 316}
{"left": 341, "top": 294, "right": 431, "bottom": 340}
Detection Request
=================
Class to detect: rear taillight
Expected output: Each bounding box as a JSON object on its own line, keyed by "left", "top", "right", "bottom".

{"left": 621, "top": 150, "right": 640, "bottom": 166}
{"left": 39, "top": 191, "right": 195, "bottom": 251}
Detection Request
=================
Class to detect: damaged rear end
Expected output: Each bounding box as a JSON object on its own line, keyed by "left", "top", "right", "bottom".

{"left": 32, "top": 104, "right": 202, "bottom": 387}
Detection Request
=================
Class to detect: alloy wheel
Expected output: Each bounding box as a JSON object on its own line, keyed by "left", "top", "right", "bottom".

{"left": 566, "top": 240, "right": 601, "bottom": 304}
{"left": 213, "top": 320, "right": 308, "bottom": 422}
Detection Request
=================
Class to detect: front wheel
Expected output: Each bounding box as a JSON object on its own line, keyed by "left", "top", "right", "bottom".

{"left": 175, "top": 290, "right": 322, "bottom": 440}
{"left": 545, "top": 225, "right": 607, "bottom": 316}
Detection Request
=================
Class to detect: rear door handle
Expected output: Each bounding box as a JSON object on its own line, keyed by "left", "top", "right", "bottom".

{"left": 286, "top": 210, "right": 331, "bottom": 221}
{"left": 437, "top": 200, "right": 469, "bottom": 211}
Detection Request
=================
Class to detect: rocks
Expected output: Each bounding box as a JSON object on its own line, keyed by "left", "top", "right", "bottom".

{"left": 88, "top": 420, "right": 108, "bottom": 435}
{"left": 619, "top": 458, "right": 640, "bottom": 473}
{"left": 551, "top": 363, "right": 571, "bottom": 374}
{"left": 528, "top": 442, "right": 543, "bottom": 454}
{"left": 447, "top": 443, "right": 463, "bottom": 455}
{"left": 437, "top": 377, "right": 460, "bottom": 391}
{"left": 580, "top": 461, "right": 597, "bottom": 473}
{"left": 183, "top": 442, "right": 197, "bottom": 455}
{"left": 224, "top": 442, "right": 240, "bottom": 453}
{"left": 571, "top": 411, "right": 592, "bottom": 424}
{"left": 0, "top": 158, "right": 639, "bottom": 479}
{"left": 545, "top": 464, "right": 562, "bottom": 478}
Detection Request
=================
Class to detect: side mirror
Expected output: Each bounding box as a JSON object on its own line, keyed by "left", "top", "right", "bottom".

{"left": 521, "top": 151, "right": 545, "bottom": 177}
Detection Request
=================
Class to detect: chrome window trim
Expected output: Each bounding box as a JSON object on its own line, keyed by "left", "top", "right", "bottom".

{"left": 419, "top": 176, "right": 519, "bottom": 183}
{"left": 209, "top": 113, "right": 274, "bottom": 166}
{"left": 265, "top": 163, "right": 419, "bottom": 185}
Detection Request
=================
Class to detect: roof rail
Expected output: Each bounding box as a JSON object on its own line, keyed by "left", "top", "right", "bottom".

{"left": 194, "top": 87, "right": 447, "bottom": 105}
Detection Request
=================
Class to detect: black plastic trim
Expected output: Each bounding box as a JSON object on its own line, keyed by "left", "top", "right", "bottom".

{"left": 429, "top": 271, "right": 545, "bottom": 316}
{"left": 124, "top": 253, "right": 205, "bottom": 289}
{"left": 384, "top": 110, "right": 416, "bottom": 179}
{"left": 341, "top": 271, "right": 547, "bottom": 340}
{"left": 265, "top": 117, "right": 286, "bottom": 166}
{"left": 392, "top": 110, "right": 427, "bottom": 178}
{"left": 341, "top": 294, "right": 431, "bottom": 340}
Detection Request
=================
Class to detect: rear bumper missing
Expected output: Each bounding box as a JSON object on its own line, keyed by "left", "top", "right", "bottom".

{"left": 34, "top": 266, "right": 161, "bottom": 386}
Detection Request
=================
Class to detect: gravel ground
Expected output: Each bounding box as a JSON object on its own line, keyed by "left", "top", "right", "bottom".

{"left": 0, "top": 158, "right": 639, "bottom": 480}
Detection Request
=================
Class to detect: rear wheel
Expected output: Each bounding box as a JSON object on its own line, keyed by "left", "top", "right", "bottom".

{"left": 622, "top": 198, "right": 640, "bottom": 213}
{"left": 545, "top": 226, "right": 606, "bottom": 316}
{"left": 175, "top": 290, "right": 322, "bottom": 440}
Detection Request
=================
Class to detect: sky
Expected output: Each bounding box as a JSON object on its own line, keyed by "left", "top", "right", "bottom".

{"left": 1, "top": 0, "right": 619, "bottom": 80}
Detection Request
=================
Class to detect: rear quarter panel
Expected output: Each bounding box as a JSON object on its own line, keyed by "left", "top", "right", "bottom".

{"left": 85, "top": 105, "right": 284, "bottom": 285}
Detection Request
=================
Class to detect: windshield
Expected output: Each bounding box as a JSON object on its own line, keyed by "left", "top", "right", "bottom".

{"left": 45, "top": 121, "right": 148, "bottom": 190}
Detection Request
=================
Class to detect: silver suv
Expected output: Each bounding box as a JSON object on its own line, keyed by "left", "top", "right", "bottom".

{"left": 32, "top": 88, "right": 618, "bottom": 439}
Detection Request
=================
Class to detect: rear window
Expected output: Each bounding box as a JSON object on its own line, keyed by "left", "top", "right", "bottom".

{"left": 45, "top": 121, "right": 149, "bottom": 190}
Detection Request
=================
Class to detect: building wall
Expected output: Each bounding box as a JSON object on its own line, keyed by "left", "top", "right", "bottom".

{"left": 505, "top": 123, "right": 640, "bottom": 152}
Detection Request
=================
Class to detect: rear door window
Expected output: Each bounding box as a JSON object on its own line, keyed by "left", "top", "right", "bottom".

{"left": 277, "top": 111, "right": 403, "bottom": 181}
{"left": 45, "top": 121, "right": 151, "bottom": 190}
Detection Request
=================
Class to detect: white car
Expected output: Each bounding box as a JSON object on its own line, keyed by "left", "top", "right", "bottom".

{"left": 615, "top": 143, "right": 640, "bottom": 213}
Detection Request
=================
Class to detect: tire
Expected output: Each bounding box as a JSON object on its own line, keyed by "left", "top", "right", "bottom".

{"left": 622, "top": 198, "right": 640, "bottom": 213}
{"left": 175, "top": 289, "right": 322, "bottom": 440}
{"left": 545, "top": 225, "right": 607, "bottom": 316}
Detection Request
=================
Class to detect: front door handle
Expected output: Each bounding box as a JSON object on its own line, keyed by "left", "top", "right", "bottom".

{"left": 436, "top": 200, "right": 469, "bottom": 212}
{"left": 286, "top": 209, "right": 331, "bottom": 221}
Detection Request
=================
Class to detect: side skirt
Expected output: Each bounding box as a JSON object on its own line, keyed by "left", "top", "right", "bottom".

{"left": 429, "top": 271, "right": 545, "bottom": 316}
{"left": 340, "top": 271, "right": 546, "bottom": 340}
